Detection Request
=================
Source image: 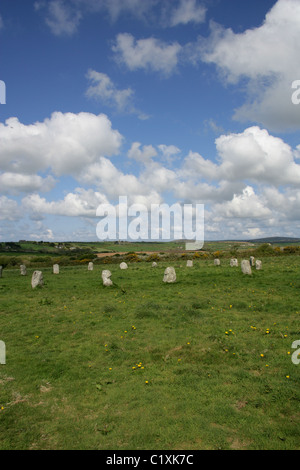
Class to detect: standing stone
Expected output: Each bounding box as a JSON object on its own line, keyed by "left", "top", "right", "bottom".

{"left": 241, "top": 260, "right": 252, "bottom": 275}
{"left": 256, "top": 260, "right": 262, "bottom": 270}
{"left": 214, "top": 259, "right": 221, "bottom": 266}
{"left": 20, "top": 265, "right": 27, "bottom": 275}
{"left": 102, "top": 270, "right": 113, "bottom": 286}
{"left": 53, "top": 264, "right": 59, "bottom": 274}
{"left": 250, "top": 256, "right": 255, "bottom": 267}
{"left": 0, "top": 266, "right": 2, "bottom": 278}
{"left": 163, "top": 267, "right": 176, "bottom": 283}
{"left": 152, "top": 262, "right": 157, "bottom": 267}
{"left": 186, "top": 260, "right": 193, "bottom": 267}
{"left": 31, "top": 271, "right": 44, "bottom": 288}
{"left": 230, "top": 258, "right": 238, "bottom": 267}
{"left": 88, "top": 262, "right": 94, "bottom": 271}
{"left": 120, "top": 262, "right": 128, "bottom": 270}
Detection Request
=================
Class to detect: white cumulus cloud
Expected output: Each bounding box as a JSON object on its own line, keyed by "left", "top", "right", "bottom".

{"left": 198, "top": 0, "right": 300, "bottom": 131}
{"left": 0, "top": 112, "right": 123, "bottom": 178}
{"left": 112, "top": 33, "right": 182, "bottom": 76}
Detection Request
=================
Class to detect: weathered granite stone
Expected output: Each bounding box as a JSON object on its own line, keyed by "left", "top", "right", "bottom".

{"left": 20, "top": 265, "right": 27, "bottom": 275}
{"left": 88, "top": 262, "right": 94, "bottom": 271}
{"left": 250, "top": 256, "right": 255, "bottom": 267}
{"left": 120, "top": 262, "right": 128, "bottom": 270}
{"left": 152, "top": 262, "right": 157, "bottom": 267}
{"left": 255, "top": 260, "right": 262, "bottom": 270}
{"left": 163, "top": 267, "right": 176, "bottom": 283}
{"left": 186, "top": 260, "right": 193, "bottom": 267}
{"left": 214, "top": 259, "right": 221, "bottom": 266}
{"left": 230, "top": 258, "right": 238, "bottom": 267}
{"left": 241, "top": 260, "right": 252, "bottom": 275}
{"left": 31, "top": 271, "right": 44, "bottom": 288}
{"left": 53, "top": 264, "right": 59, "bottom": 274}
{"left": 102, "top": 270, "right": 113, "bottom": 286}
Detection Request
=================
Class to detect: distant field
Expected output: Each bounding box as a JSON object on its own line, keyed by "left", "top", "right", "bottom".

{"left": 0, "top": 255, "right": 299, "bottom": 449}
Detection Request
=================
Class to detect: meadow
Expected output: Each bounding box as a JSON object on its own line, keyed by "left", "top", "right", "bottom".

{"left": 0, "top": 253, "right": 299, "bottom": 450}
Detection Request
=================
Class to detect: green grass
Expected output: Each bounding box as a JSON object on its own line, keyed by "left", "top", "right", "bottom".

{"left": 0, "top": 256, "right": 299, "bottom": 450}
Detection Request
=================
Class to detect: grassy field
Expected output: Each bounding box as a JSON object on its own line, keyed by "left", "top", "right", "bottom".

{"left": 0, "top": 255, "right": 299, "bottom": 450}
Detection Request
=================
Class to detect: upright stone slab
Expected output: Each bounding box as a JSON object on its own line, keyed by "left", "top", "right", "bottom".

{"left": 20, "top": 265, "right": 27, "bottom": 276}
{"left": 0, "top": 266, "right": 2, "bottom": 278}
{"left": 256, "top": 260, "right": 262, "bottom": 270}
{"left": 186, "top": 260, "right": 193, "bottom": 267}
{"left": 250, "top": 256, "right": 255, "bottom": 267}
{"left": 53, "top": 264, "right": 59, "bottom": 274}
{"left": 152, "top": 262, "right": 157, "bottom": 267}
{"left": 214, "top": 259, "right": 221, "bottom": 266}
{"left": 241, "top": 260, "right": 252, "bottom": 275}
{"left": 88, "top": 262, "right": 94, "bottom": 271}
{"left": 230, "top": 258, "right": 238, "bottom": 267}
{"left": 31, "top": 270, "right": 44, "bottom": 288}
{"left": 102, "top": 270, "right": 113, "bottom": 286}
{"left": 163, "top": 267, "right": 176, "bottom": 283}
{"left": 120, "top": 262, "right": 128, "bottom": 270}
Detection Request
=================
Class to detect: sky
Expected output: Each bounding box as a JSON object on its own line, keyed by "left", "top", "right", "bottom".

{"left": 1, "top": 0, "right": 300, "bottom": 242}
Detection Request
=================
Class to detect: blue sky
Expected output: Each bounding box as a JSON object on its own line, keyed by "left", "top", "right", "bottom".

{"left": 1, "top": 0, "right": 300, "bottom": 242}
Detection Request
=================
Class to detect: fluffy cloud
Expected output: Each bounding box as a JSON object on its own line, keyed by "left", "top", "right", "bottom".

{"left": 198, "top": 0, "right": 300, "bottom": 131}
{"left": 2, "top": 110, "right": 300, "bottom": 240}
{"left": 22, "top": 189, "right": 109, "bottom": 218}
{"left": 216, "top": 127, "right": 300, "bottom": 186}
{"left": 214, "top": 186, "right": 272, "bottom": 219}
{"left": 85, "top": 70, "right": 148, "bottom": 119}
{"left": 34, "top": 0, "right": 206, "bottom": 35}
{"left": 128, "top": 142, "right": 157, "bottom": 164}
{"left": 86, "top": 70, "right": 133, "bottom": 111}
{"left": 0, "top": 173, "right": 55, "bottom": 195}
{"left": 34, "top": 0, "right": 82, "bottom": 36}
{"left": 0, "top": 112, "right": 122, "bottom": 177}
{"left": 168, "top": 0, "right": 206, "bottom": 27}
{"left": 0, "top": 196, "right": 21, "bottom": 221}
{"left": 112, "top": 33, "right": 182, "bottom": 76}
